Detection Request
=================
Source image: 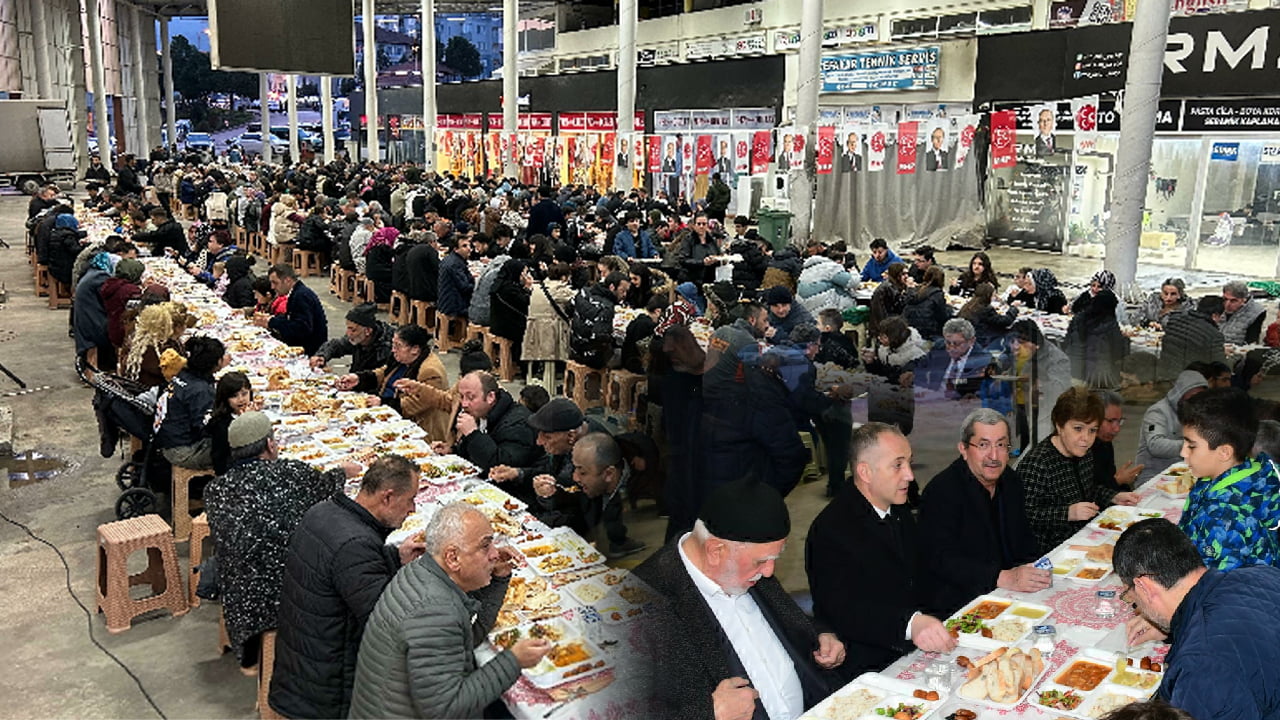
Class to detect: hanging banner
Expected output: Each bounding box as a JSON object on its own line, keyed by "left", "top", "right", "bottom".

{"left": 816, "top": 125, "right": 836, "bottom": 175}
{"left": 867, "top": 125, "right": 888, "bottom": 172}
{"left": 922, "top": 122, "right": 949, "bottom": 172}
{"left": 730, "top": 107, "right": 777, "bottom": 130}
{"left": 751, "top": 130, "right": 772, "bottom": 175}
{"left": 951, "top": 114, "right": 979, "bottom": 169}
{"left": 647, "top": 135, "right": 663, "bottom": 173}
{"left": 990, "top": 110, "right": 1018, "bottom": 169}
{"left": 695, "top": 135, "right": 714, "bottom": 174}
{"left": 734, "top": 132, "right": 752, "bottom": 175}
{"left": 789, "top": 128, "right": 808, "bottom": 172}
{"left": 821, "top": 46, "right": 941, "bottom": 93}
{"left": 836, "top": 125, "right": 863, "bottom": 173}
{"left": 712, "top": 135, "right": 735, "bottom": 179}
{"left": 1072, "top": 96, "right": 1100, "bottom": 154}
{"left": 896, "top": 121, "right": 919, "bottom": 175}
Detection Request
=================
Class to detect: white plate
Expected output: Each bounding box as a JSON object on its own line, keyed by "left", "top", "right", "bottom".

{"left": 488, "top": 618, "right": 610, "bottom": 689}
{"left": 800, "top": 673, "right": 942, "bottom": 720}
{"left": 1087, "top": 506, "right": 1165, "bottom": 534}
{"left": 958, "top": 644, "right": 1055, "bottom": 709}
{"left": 946, "top": 596, "right": 1051, "bottom": 651}
{"left": 1067, "top": 563, "right": 1113, "bottom": 584}
{"left": 517, "top": 528, "right": 606, "bottom": 577}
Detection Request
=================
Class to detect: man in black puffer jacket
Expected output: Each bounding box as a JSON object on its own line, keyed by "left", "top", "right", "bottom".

{"left": 269, "top": 455, "right": 425, "bottom": 720}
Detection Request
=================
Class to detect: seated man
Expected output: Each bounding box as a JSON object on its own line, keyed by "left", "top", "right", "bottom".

{"left": 310, "top": 303, "right": 394, "bottom": 374}
{"left": 255, "top": 262, "right": 329, "bottom": 356}
{"left": 569, "top": 271, "right": 630, "bottom": 370}
{"left": 806, "top": 423, "right": 957, "bottom": 680}
{"left": 1220, "top": 279, "right": 1267, "bottom": 345}
{"left": 1175, "top": 388, "right": 1280, "bottom": 571}
{"left": 1093, "top": 390, "right": 1144, "bottom": 491}
{"left": 488, "top": 398, "right": 605, "bottom": 510}
{"left": 763, "top": 286, "right": 815, "bottom": 345}
{"left": 441, "top": 370, "right": 540, "bottom": 475}
{"left": 917, "top": 408, "right": 1049, "bottom": 615}
{"left": 349, "top": 503, "right": 552, "bottom": 719}
{"left": 1118, "top": 518, "right": 1280, "bottom": 720}
{"left": 531, "top": 431, "right": 646, "bottom": 559}
{"left": 270, "top": 455, "right": 425, "bottom": 720}
{"left": 1157, "top": 296, "right": 1226, "bottom": 382}
{"left": 1135, "top": 370, "right": 1208, "bottom": 485}
{"left": 205, "top": 412, "right": 357, "bottom": 669}
{"left": 859, "top": 237, "right": 904, "bottom": 283}
{"left": 634, "top": 478, "right": 845, "bottom": 720}
{"left": 915, "top": 318, "right": 990, "bottom": 399}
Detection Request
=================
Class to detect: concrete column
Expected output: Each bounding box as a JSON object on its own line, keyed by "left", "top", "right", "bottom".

{"left": 502, "top": 0, "right": 518, "bottom": 177}
{"left": 1183, "top": 138, "right": 1212, "bottom": 271}
{"left": 1031, "top": 0, "right": 1052, "bottom": 30}
{"left": 28, "top": 0, "right": 53, "bottom": 98}
{"left": 286, "top": 74, "right": 300, "bottom": 162}
{"left": 421, "top": 0, "right": 436, "bottom": 170}
{"left": 320, "top": 76, "right": 335, "bottom": 164}
{"left": 1103, "top": 0, "right": 1175, "bottom": 288}
{"left": 615, "top": 0, "right": 637, "bottom": 191}
{"left": 789, "top": 0, "right": 822, "bottom": 246}
{"left": 130, "top": 5, "right": 150, "bottom": 157}
{"left": 259, "top": 73, "right": 272, "bottom": 163}
{"left": 363, "top": 0, "right": 379, "bottom": 163}
{"left": 85, "top": 0, "right": 113, "bottom": 168}
{"left": 161, "top": 16, "right": 177, "bottom": 156}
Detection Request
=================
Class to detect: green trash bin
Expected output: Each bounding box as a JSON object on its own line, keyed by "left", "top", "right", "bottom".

{"left": 756, "top": 208, "right": 793, "bottom": 252}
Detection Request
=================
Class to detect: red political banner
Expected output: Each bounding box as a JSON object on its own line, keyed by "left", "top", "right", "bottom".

{"left": 648, "top": 135, "right": 662, "bottom": 173}
{"left": 991, "top": 110, "right": 1017, "bottom": 169}
{"left": 751, "top": 130, "right": 772, "bottom": 175}
{"left": 816, "top": 125, "right": 836, "bottom": 175}
{"left": 695, "top": 135, "right": 714, "bottom": 174}
{"left": 532, "top": 136, "right": 546, "bottom": 168}
{"left": 897, "top": 121, "right": 918, "bottom": 175}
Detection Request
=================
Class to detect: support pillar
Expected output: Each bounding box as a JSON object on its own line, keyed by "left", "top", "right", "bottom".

{"left": 421, "top": 0, "right": 437, "bottom": 170}
{"left": 502, "top": 0, "right": 518, "bottom": 178}
{"left": 286, "top": 74, "right": 300, "bottom": 163}
{"left": 259, "top": 73, "right": 272, "bottom": 163}
{"left": 790, "top": 0, "right": 822, "bottom": 246}
{"left": 86, "top": 0, "right": 113, "bottom": 167}
{"left": 616, "top": 0, "right": 637, "bottom": 191}
{"left": 1183, "top": 138, "right": 1212, "bottom": 271}
{"left": 130, "top": 5, "right": 151, "bottom": 156}
{"left": 28, "top": 0, "right": 53, "bottom": 99}
{"left": 1103, "top": 0, "right": 1175, "bottom": 288}
{"left": 363, "top": 0, "right": 379, "bottom": 163}
{"left": 161, "top": 16, "right": 177, "bottom": 156}
{"left": 321, "top": 76, "right": 335, "bottom": 164}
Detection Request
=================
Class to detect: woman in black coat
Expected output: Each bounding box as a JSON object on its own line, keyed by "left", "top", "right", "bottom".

{"left": 949, "top": 251, "right": 998, "bottom": 297}
{"left": 1064, "top": 270, "right": 1129, "bottom": 388}
{"left": 959, "top": 282, "right": 1017, "bottom": 349}
{"left": 902, "top": 266, "right": 953, "bottom": 343}
{"left": 222, "top": 254, "right": 257, "bottom": 309}
{"left": 868, "top": 262, "right": 909, "bottom": 337}
{"left": 489, "top": 260, "right": 532, "bottom": 364}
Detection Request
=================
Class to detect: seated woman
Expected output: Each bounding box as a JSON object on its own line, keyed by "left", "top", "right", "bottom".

{"left": 959, "top": 282, "right": 1017, "bottom": 349}
{"left": 862, "top": 316, "right": 928, "bottom": 436}
{"left": 1018, "top": 386, "right": 1139, "bottom": 553}
{"left": 364, "top": 225, "right": 399, "bottom": 304}
{"left": 868, "top": 262, "right": 910, "bottom": 339}
{"left": 902, "top": 266, "right": 953, "bottom": 343}
{"left": 335, "top": 325, "right": 453, "bottom": 442}
{"left": 1065, "top": 270, "right": 1129, "bottom": 388}
{"left": 950, "top": 251, "right": 998, "bottom": 297}
{"left": 121, "top": 303, "right": 186, "bottom": 389}
{"left": 155, "top": 336, "right": 228, "bottom": 471}
{"left": 1007, "top": 267, "right": 1067, "bottom": 314}
{"left": 1134, "top": 277, "right": 1191, "bottom": 328}
{"left": 489, "top": 260, "right": 533, "bottom": 366}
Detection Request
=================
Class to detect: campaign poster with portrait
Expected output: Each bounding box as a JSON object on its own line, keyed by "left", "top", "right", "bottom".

{"left": 1031, "top": 103, "right": 1059, "bottom": 157}
{"left": 776, "top": 127, "right": 794, "bottom": 166}
{"left": 835, "top": 125, "right": 864, "bottom": 173}
{"left": 921, "top": 121, "right": 951, "bottom": 173}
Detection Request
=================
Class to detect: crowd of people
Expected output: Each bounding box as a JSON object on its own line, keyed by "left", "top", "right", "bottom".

{"left": 30, "top": 147, "right": 1280, "bottom": 720}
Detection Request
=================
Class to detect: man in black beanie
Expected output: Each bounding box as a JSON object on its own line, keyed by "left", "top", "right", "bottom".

{"left": 633, "top": 478, "right": 845, "bottom": 720}
{"left": 310, "top": 303, "right": 394, "bottom": 374}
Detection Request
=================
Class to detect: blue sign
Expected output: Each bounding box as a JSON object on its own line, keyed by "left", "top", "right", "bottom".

{"left": 821, "top": 46, "right": 941, "bottom": 93}
{"left": 1212, "top": 142, "right": 1240, "bottom": 161}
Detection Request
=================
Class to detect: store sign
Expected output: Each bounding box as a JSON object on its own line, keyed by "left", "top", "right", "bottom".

{"left": 821, "top": 46, "right": 941, "bottom": 93}
{"left": 1260, "top": 144, "right": 1280, "bottom": 163}
{"left": 686, "top": 33, "right": 767, "bottom": 60}
{"left": 486, "top": 113, "right": 552, "bottom": 131}
{"left": 774, "top": 31, "right": 801, "bottom": 52}
{"left": 1182, "top": 98, "right": 1280, "bottom": 131}
{"left": 824, "top": 24, "right": 880, "bottom": 46}
{"left": 1095, "top": 99, "right": 1182, "bottom": 131}
{"left": 1211, "top": 142, "right": 1240, "bottom": 160}
{"left": 637, "top": 45, "right": 680, "bottom": 65}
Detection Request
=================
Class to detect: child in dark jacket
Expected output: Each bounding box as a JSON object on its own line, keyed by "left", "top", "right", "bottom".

{"left": 814, "top": 308, "right": 860, "bottom": 369}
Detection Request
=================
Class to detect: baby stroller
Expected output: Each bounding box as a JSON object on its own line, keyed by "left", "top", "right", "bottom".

{"left": 83, "top": 356, "right": 169, "bottom": 520}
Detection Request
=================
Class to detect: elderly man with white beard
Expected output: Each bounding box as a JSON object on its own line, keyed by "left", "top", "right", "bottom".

{"left": 634, "top": 478, "right": 846, "bottom": 720}
{"left": 917, "top": 408, "right": 1049, "bottom": 616}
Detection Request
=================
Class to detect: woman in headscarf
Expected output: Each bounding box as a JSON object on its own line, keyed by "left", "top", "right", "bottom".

{"left": 364, "top": 223, "right": 399, "bottom": 303}
{"left": 489, "top": 260, "right": 532, "bottom": 365}
{"left": 1064, "top": 270, "right": 1129, "bottom": 388}
{"left": 335, "top": 325, "right": 453, "bottom": 441}
{"left": 100, "top": 258, "right": 145, "bottom": 350}
{"left": 1008, "top": 266, "right": 1068, "bottom": 314}
{"left": 74, "top": 251, "right": 117, "bottom": 372}
{"left": 222, "top": 255, "right": 257, "bottom": 309}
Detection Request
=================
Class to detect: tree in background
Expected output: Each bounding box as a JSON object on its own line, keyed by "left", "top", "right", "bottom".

{"left": 164, "top": 34, "right": 259, "bottom": 129}
{"left": 444, "top": 36, "right": 483, "bottom": 78}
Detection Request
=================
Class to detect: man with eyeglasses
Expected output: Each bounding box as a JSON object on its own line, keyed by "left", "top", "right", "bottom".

{"left": 675, "top": 212, "right": 721, "bottom": 285}
{"left": 1116, "top": 518, "right": 1280, "bottom": 720}
{"left": 1093, "top": 389, "right": 1144, "bottom": 491}
{"left": 917, "top": 318, "right": 989, "bottom": 400}
{"left": 907, "top": 245, "right": 935, "bottom": 285}
{"left": 917, "top": 408, "right": 1048, "bottom": 615}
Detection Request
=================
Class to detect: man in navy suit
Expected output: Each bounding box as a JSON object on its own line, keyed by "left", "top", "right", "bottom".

{"left": 916, "top": 318, "right": 992, "bottom": 399}
{"left": 924, "top": 127, "right": 950, "bottom": 172}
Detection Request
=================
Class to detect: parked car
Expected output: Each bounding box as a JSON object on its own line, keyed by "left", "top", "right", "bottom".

{"left": 230, "top": 131, "right": 289, "bottom": 157}
{"left": 185, "top": 132, "right": 214, "bottom": 155}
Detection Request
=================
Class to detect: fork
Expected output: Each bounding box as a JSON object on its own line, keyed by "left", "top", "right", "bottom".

{"left": 542, "top": 687, "right": 590, "bottom": 718}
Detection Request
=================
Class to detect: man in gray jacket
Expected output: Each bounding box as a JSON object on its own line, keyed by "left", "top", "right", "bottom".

{"left": 349, "top": 503, "right": 551, "bottom": 719}
{"left": 1134, "top": 370, "right": 1209, "bottom": 485}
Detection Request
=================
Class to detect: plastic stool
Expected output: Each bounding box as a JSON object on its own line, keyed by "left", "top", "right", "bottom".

{"left": 94, "top": 515, "right": 189, "bottom": 633}
{"left": 256, "top": 630, "right": 282, "bottom": 719}
{"left": 292, "top": 249, "right": 324, "bottom": 278}
{"left": 170, "top": 465, "right": 209, "bottom": 542}
{"left": 435, "top": 313, "right": 466, "bottom": 352}
{"left": 465, "top": 324, "right": 489, "bottom": 348}
{"left": 390, "top": 291, "right": 411, "bottom": 326}
{"left": 564, "top": 362, "right": 607, "bottom": 410}
{"left": 188, "top": 513, "right": 209, "bottom": 609}
{"left": 605, "top": 369, "right": 645, "bottom": 418}
{"left": 410, "top": 300, "right": 436, "bottom": 330}
{"left": 487, "top": 334, "right": 517, "bottom": 382}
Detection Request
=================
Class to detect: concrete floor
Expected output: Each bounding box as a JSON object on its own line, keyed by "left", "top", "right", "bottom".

{"left": 0, "top": 192, "right": 1252, "bottom": 719}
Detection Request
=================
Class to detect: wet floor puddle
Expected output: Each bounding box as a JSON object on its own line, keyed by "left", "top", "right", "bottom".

{"left": 1, "top": 451, "right": 71, "bottom": 488}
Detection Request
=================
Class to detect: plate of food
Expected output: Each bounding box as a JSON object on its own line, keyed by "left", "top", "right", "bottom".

{"left": 800, "top": 672, "right": 942, "bottom": 720}
{"left": 595, "top": 576, "right": 657, "bottom": 624}
{"left": 499, "top": 573, "right": 564, "bottom": 621}
{"left": 490, "top": 618, "right": 610, "bottom": 689}
{"left": 277, "top": 439, "right": 335, "bottom": 464}
{"left": 517, "top": 529, "right": 606, "bottom": 577}
{"left": 955, "top": 645, "right": 1050, "bottom": 708}
{"left": 344, "top": 406, "right": 401, "bottom": 426}
{"left": 945, "top": 596, "right": 1052, "bottom": 651}
{"left": 1029, "top": 648, "right": 1162, "bottom": 719}
{"left": 1152, "top": 464, "right": 1196, "bottom": 498}
{"left": 1088, "top": 506, "right": 1163, "bottom": 534}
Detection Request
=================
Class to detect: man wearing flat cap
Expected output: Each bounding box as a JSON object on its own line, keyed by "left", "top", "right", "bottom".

{"left": 311, "top": 303, "right": 394, "bottom": 373}
{"left": 634, "top": 478, "right": 845, "bottom": 720}
{"left": 204, "top": 412, "right": 361, "bottom": 670}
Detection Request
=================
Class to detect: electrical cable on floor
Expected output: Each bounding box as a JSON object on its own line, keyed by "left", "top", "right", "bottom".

{"left": 0, "top": 507, "right": 167, "bottom": 720}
